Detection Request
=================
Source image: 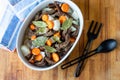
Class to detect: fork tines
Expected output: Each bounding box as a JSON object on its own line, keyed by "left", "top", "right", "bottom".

{"left": 88, "top": 20, "right": 103, "bottom": 38}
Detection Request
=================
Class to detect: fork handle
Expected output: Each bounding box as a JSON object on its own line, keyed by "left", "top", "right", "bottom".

{"left": 74, "top": 61, "right": 85, "bottom": 77}
{"left": 74, "top": 40, "right": 92, "bottom": 77}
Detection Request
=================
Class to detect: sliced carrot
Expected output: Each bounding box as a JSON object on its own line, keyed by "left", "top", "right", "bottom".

{"left": 46, "top": 39, "right": 52, "bottom": 46}
{"left": 59, "top": 16, "right": 67, "bottom": 23}
{"left": 32, "top": 48, "right": 40, "bottom": 55}
{"left": 70, "top": 37, "right": 76, "bottom": 43}
{"left": 31, "top": 35, "right": 36, "bottom": 40}
{"left": 61, "top": 3, "right": 70, "bottom": 12}
{"left": 46, "top": 20, "right": 54, "bottom": 29}
{"left": 35, "top": 54, "right": 42, "bottom": 61}
{"left": 42, "top": 14, "right": 49, "bottom": 22}
{"left": 54, "top": 32, "right": 61, "bottom": 37}
{"left": 30, "top": 24, "right": 35, "bottom": 30}
{"left": 52, "top": 53, "right": 59, "bottom": 62}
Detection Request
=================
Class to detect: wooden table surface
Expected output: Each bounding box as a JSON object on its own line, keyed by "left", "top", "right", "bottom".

{"left": 0, "top": 0, "right": 120, "bottom": 80}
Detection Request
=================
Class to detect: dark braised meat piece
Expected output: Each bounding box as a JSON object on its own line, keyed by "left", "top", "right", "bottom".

{"left": 48, "top": 3, "right": 56, "bottom": 8}
{"left": 55, "top": 34, "right": 70, "bottom": 50}
{"left": 60, "top": 30, "right": 67, "bottom": 42}
{"left": 54, "top": 1, "right": 63, "bottom": 15}
{"left": 34, "top": 59, "right": 46, "bottom": 67}
{"left": 39, "top": 46, "right": 45, "bottom": 51}
{"left": 27, "top": 29, "right": 36, "bottom": 38}
{"left": 58, "top": 52, "right": 65, "bottom": 59}
{"left": 42, "top": 9, "right": 57, "bottom": 15}
{"left": 59, "top": 34, "right": 70, "bottom": 48}
{"left": 45, "top": 57, "right": 55, "bottom": 65}
{"left": 34, "top": 13, "right": 40, "bottom": 21}
{"left": 62, "top": 30, "right": 67, "bottom": 38}
{"left": 64, "top": 42, "right": 73, "bottom": 52}
{"left": 45, "top": 51, "right": 51, "bottom": 59}
{"left": 28, "top": 55, "right": 35, "bottom": 64}
{"left": 58, "top": 42, "right": 73, "bottom": 59}
{"left": 71, "top": 24, "right": 79, "bottom": 37}
{"left": 67, "top": 27, "right": 72, "bottom": 34}
{"left": 51, "top": 12, "right": 61, "bottom": 18}
{"left": 36, "top": 29, "right": 55, "bottom": 37}
{"left": 64, "top": 13, "right": 75, "bottom": 20}
{"left": 44, "top": 30, "right": 55, "bottom": 37}
{"left": 29, "top": 55, "right": 35, "bottom": 60}
{"left": 38, "top": 14, "right": 42, "bottom": 20}
{"left": 25, "top": 54, "right": 33, "bottom": 60}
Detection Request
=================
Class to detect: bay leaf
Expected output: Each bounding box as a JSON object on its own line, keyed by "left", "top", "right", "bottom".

{"left": 32, "top": 21, "right": 47, "bottom": 28}
{"left": 61, "top": 18, "right": 73, "bottom": 30}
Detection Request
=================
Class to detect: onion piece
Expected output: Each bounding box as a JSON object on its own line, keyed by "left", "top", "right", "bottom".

{"left": 53, "top": 20, "right": 60, "bottom": 31}
{"left": 21, "top": 45, "right": 30, "bottom": 56}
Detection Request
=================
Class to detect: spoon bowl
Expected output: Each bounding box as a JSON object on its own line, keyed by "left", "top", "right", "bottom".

{"left": 96, "top": 39, "right": 117, "bottom": 53}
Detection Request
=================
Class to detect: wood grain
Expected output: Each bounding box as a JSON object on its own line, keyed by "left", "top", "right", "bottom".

{"left": 0, "top": 0, "right": 120, "bottom": 80}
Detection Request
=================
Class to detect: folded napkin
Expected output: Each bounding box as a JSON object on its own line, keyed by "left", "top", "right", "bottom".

{"left": 0, "top": 0, "right": 44, "bottom": 51}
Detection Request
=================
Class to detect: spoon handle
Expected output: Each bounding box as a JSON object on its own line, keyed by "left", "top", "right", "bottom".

{"left": 61, "top": 50, "right": 96, "bottom": 69}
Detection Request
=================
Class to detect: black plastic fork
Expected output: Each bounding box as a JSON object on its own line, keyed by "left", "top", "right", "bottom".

{"left": 74, "top": 21, "right": 103, "bottom": 77}
{"left": 61, "top": 20, "right": 103, "bottom": 71}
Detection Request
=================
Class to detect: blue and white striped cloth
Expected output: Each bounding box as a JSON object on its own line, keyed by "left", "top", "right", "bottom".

{"left": 0, "top": 0, "right": 44, "bottom": 51}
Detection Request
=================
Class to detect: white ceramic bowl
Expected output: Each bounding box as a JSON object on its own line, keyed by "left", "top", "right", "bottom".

{"left": 16, "top": 0, "right": 83, "bottom": 71}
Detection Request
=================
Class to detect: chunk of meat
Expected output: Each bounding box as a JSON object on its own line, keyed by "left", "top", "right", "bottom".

{"left": 45, "top": 57, "right": 55, "bottom": 65}
{"left": 34, "top": 59, "right": 46, "bottom": 67}
{"left": 42, "top": 9, "right": 57, "bottom": 15}
{"left": 44, "top": 30, "right": 55, "bottom": 37}
{"left": 55, "top": 34, "right": 70, "bottom": 50}
{"left": 71, "top": 24, "right": 79, "bottom": 37}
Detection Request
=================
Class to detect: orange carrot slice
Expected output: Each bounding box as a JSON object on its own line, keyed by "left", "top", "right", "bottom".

{"left": 42, "top": 14, "right": 49, "bottom": 22}
{"left": 46, "top": 39, "right": 52, "bottom": 46}
{"left": 54, "top": 32, "right": 61, "bottom": 37}
{"left": 31, "top": 35, "right": 36, "bottom": 40}
{"left": 52, "top": 53, "right": 59, "bottom": 62}
{"left": 32, "top": 48, "right": 40, "bottom": 55}
{"left": 59, "top": 16, "right": 67, "bottom": 23}
{"left": 61, "top": 3, "right": 70, "bottom": 12}
{"left": 35, "top": 54, "right": 43, "bottom": 61}
{"left": 30, "top": 24, "right": 35, "bottom": 30}
{"left": 46, "top": 20, "right": 54, "bottom": 29}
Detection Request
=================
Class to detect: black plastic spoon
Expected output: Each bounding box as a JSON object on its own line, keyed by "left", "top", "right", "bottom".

{"left": 74, "top": 39, "right": 117, "bottom": 77}
{"left": 61, "top": 39, "right": 117, "bottom": 70}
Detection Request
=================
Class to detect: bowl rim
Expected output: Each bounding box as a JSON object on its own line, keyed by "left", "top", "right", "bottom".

{"left": 16, "top": 0, "right": 84, "bottom": 71}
